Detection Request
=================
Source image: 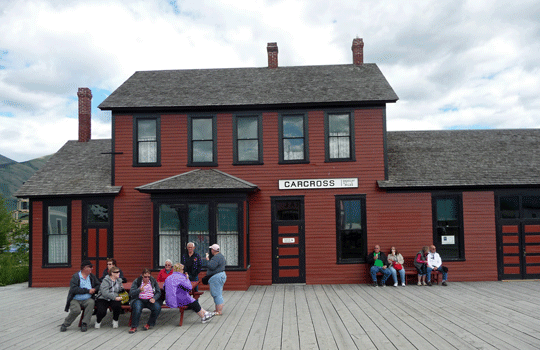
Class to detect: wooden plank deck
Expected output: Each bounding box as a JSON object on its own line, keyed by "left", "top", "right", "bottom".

{"left": 2, "top": 281, "right": 540, "bottom": 350}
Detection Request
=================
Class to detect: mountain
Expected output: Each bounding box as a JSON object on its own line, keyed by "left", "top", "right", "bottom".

{"left": 0, "top": 155, "right": 52, "bottom": 211}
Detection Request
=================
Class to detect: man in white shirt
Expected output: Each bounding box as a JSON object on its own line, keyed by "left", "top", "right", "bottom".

{"left": 426, "top": 245, "right": 448, "bottom": 286}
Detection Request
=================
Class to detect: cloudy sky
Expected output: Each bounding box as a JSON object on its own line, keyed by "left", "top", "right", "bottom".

{"left": 1, "top": 0, "right": 539, "bottom": 162}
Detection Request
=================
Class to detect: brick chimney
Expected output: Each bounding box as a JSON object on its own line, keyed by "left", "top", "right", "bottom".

{"left": 267, "top": 42, "right": 278, "bottom": 69}
{"left": 77, "top": 87, "right": 92, "bottom": 142}
{"left": 352, "top": 38, "right": 364, "bottom": 66}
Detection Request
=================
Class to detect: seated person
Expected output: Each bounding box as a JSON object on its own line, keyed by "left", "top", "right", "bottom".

{"left": 128, "top": 269, "right": 161, "bottom": 333}
{"left": 157, "top": 259, "right": 173, "bottom": 282}
{"left": 164, "top": 263, "right": 214, "bottom": 324}
{"left": 366, "top": 245, "right": 392, "bottom": 287}
{"left": 101, "top": 258, "right": 127, "bottom": 283}
{"left": 95, "top": 266, "right": 124, "bottom": 329}
{"left": 426, "top": 245, "right": 449, "bottom": 286}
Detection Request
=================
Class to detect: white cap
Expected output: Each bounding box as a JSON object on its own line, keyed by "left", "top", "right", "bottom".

{"left": 209, "top": 244, "right": 220, "bottom": 251}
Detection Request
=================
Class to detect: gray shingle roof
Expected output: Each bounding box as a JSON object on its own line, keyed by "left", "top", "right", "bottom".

{"left": 378, "top": 129, "right": 540, "bottom": 189}
{"left": 136, "top": 169, "right": 259, "bottom": 193}
{"left": 98, "top": 64, "right": 398, "bottom": 111}
{"left": 15, "top": 139, "right": 121, "bottom": 198}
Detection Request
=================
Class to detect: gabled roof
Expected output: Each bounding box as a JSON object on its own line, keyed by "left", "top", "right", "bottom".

{"left": 136, "top": 169, "right": 259, "bottom": 193}
{"left": 99, "top": 64, "right": 398, "bottom": 111}
{"left": 15, "top": 139, "right": 121, "bottom": 198}
{"left": 378, "top": 129, "right": 540, "bottom": 189}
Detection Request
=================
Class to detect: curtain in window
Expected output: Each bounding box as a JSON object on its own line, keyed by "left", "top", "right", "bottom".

{"left": 217, "top": 204, "right": 238, "bottom": 266}
{"left": 138, "top": 140, "right": 157, "bottom": 163}
{"left": 48, "top": 206, "right": 68, "bottom": 264}
{"left": 329, "top": 136, "right": 350, "bottom": 158}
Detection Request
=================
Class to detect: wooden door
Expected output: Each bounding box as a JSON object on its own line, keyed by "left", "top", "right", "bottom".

{"left": 500, "top": 222, "right": 540, "bottom": 279}
{"left": 82, "top": 200, "right": 113, "bottom": 276}
{"left": 271, "top": 197, "right": 305, "bottom": 284}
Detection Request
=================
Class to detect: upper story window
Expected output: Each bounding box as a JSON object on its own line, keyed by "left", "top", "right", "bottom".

{"left": 325, "top": 112, "right": 355, "bottom": 161}
{"left": 188, "top": 116, "right": 217, "bottom": 166}
{"left": 233, "top": 115, "right": 262, "bottom": 164}
{"left": 432, "top": 194, "right": 464, "bottom": 260}
{"left": 134, "top": 117, "right": 160, "bottom": 166}
{"left": 279, "top": 114, "right": 309, "bottom": 164}
{"left": 43, "top": 200, "right": 71, "bottom": 267}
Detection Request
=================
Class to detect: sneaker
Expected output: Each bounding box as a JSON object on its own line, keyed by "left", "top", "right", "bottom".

{"left": 402, "top": 283, "right": 406, "bottom": 287}
{"left": 143, "top": 324, "right": 152, "bottom": 331}
{"left": 371, "top": 282, "right": 378, "bottom": 287}
{"left": 442, "top": 281, "right": 448, "bottom": 286}
{"left": 81, "top": 323, "right": 88, "bottom": 332}
{"left": 422, "top": 281, "right": 427, "bottom": 286}
{"left": 60, "top": 324, "right": 67, "bottom": 332}
{"left": 427, "top": 282, "right": 432, "bottom": 286}
{"left": 129, "top": 327, "right": 137, "bottom": 334}
{"left": 202, "top": 311, "right": 214, "bottom": 324}
{"left": 95, "top": 322, "right": 101, "bottom": 329}
{"left": 417, "top": 282, "right": 422, "bottom": 286}
{"left": 393, "top": 282, "right": 398, "bottom": 287}
{"left": 112, "top": 320, "right": 119, "bottom": 329}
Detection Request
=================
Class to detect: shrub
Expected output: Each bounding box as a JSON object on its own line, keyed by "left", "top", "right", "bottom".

{"left": 0, "top": 254, "right": 29, "bottom": 286}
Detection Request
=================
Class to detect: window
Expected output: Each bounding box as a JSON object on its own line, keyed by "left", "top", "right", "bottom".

{"left": 234, "top": 115, "right": 262, "bottom": 164}
{"left": 336, "top": 195, "right": 366, "bottom": 263}
{"left": 432, "top": 194, "right": 464, "bottom": 260}
{"left": 325, "top": 112, "right": 355, "bottom": 161}
{"left": 43, "top": 202, "right": 70, "bottom": 266}
{"left": 279, "top": 114, "right": 308, "bottom": 163}
{"left": 87, "top": 204, "right": 110, "bottom": 224}
{"left": 188, "top": 116, "right": 216, "bottom": 166}
{"left": 156, "top": 201, "right": 242, "bottom": 268}
{"left": 134, "top": 117, "right": 160, "bottom": 166}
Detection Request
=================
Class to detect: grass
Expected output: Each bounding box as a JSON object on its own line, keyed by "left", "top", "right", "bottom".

{"left": 0, "top": 253, "right": 29, "bottom": 286}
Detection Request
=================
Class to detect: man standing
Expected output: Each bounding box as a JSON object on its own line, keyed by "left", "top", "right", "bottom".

{"left": 182, "top": 242, "right": 202, "bottom": 291}
{"left": 426, "top": 245, "right": 449, "bottom": 286}
{"left": 366, "top": 245, "right": 392, "bottom": 287}
{"left": 60, "top": 260, "right": 100, "bottom": 332}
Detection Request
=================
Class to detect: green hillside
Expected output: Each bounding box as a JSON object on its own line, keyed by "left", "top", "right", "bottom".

{"left": 0, "top": 155, "right": 52, "bottom": 211}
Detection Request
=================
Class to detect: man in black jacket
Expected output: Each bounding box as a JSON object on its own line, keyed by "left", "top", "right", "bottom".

{"left": 366, "top": 245, "right": 392, "bottom": 287}
{"left": 60, "top": 260, "right": 101, "bottom": 332}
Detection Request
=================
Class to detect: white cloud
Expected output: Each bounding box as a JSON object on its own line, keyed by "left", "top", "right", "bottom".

{"left": 0, "top": 0, "right": 539, "bottom": 161}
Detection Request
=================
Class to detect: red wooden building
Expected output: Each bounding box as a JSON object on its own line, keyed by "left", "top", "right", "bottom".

{"left": 16, "top": 38, "right": 540, "bottom": 288}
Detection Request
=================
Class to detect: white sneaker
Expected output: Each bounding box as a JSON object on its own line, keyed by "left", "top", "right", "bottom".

{"left": 202, "top": 311, "right": 214, "bottom": 324}
{"left": 402, "top": 283, "right": 406, "bottom": 287}
{"left": 393, "top": 282, "right": 398, "bottom": 287}
{"left": 95, "top": 322, "right": 101, "bottom": 329}
{"left": 112, "top": 320, "right": 119, "bottom": 329}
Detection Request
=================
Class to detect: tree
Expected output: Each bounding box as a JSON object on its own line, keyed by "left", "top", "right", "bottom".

{"left": 0, "top": 195, "right": 14, "bottom": 252}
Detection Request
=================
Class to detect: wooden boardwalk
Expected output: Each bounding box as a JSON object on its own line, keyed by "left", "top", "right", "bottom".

{"left": 2, "top": 281, "right": 540, "bottom": 349}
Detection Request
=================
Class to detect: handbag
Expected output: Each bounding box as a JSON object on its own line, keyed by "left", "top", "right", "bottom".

{"left": 202, "top": 275, "right": 210, "bottom": 285}
{"left": 119, "top": 290, "right": 129, "bottom": 304}
{"left": 392, "top": 261, "right": 403, "bottom": 270}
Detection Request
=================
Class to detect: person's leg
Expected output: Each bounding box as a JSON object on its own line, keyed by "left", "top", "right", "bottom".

{"left": 209, "top": 273, "right": 226, "bottom": 314}
{"left": 399, "top": 268, "right": 406, "bottom": 285}
{"left": 426, "top": 266, "right": 433, "bottom": 283}
{"left": 130, "top": 299, "right": 143, "bottom": 328}
{"left": 80, "top": 298, "right": 95, "bottom": 325}
{"left": 440, "top": 266, "right": 448, "bottom": 281}
{"left": 111, "top": 300, "right": 122, "bottom": 321}
{"left": 381, "top": 268, "right": 392, "bottom": 284}
{"left": 63, "top": 299, "right": 82, "bottom": 327}
{"left": 370, "top": 266, "right": 379, "bottom": 283}
{"left": 389, "top": 267, "right": 398, "bottom": 284}
{"left": 146, "top": 300, "right": 161, "bottom": 327}
{"left": 95, "top": 299, "right": 108, "bottom": 324}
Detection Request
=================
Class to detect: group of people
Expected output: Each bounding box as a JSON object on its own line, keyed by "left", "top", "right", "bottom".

{"left": 60, "top": 242, "right": 227, "bottom": 333}
{"left": 367, "top": 244, "right": 449, "bottom": 287}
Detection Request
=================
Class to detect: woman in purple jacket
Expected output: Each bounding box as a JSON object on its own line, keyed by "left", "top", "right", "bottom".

{"left": 164, "top": 263, "right": 214, "bottom": 324}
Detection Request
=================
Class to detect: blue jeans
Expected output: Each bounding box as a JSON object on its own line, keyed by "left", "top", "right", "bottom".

{"left": 389, "top": 266, "right": 406, "bottom": 284}
{"left": 209, "top": 272, "right": 227, "bottom": 305}
{"left": 370, "top": 266, "right": 392, "bottom": 284}
{"left": 427, "top": 266, "right": 448, "bottom": 282}
{"left": 131, "top": 299, "right": 161, "bottom": 328}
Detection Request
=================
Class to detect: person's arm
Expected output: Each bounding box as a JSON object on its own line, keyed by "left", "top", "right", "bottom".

{"left": 129, "top": 278, "right": 141, "bottom": 299}
{"left": 99, "top": 278, "right": 116, "bottom": 300}
{"left": 151, "top": 278, "right": 161, "bottom": 301}
{"left": 397, "top": 254, "right": 404, "bottom": 265}
{"left": 194, "top": 253, "right": 202, "bottom": 276}
{"left": 68, "top": 274, "right": 87, "bottom": 295}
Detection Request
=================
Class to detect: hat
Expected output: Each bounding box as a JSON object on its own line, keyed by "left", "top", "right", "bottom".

{"left": 209, "top": 244, "right": 220, "bottom": 251}
{"left": 80, "top": 260, "right": 93, "bottom": 269}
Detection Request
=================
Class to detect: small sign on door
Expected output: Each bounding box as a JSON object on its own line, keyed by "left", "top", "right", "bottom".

{"left": 282, "top": 238, "right": 296, "bottom": 244}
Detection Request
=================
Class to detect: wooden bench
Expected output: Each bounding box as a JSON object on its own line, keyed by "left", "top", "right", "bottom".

{"left": 79, "top": 281, "right": 203, "bottom": 327}
{"left": 371, "top": 259, "right": 440, "bottom": 285}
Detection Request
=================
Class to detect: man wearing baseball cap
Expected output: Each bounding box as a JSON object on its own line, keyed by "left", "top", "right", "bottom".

{"left": 205, "top": 244, "right": 227, "bottom": 316}
{"left": 60, "top": 260, "right": 101, "bottom": 332}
